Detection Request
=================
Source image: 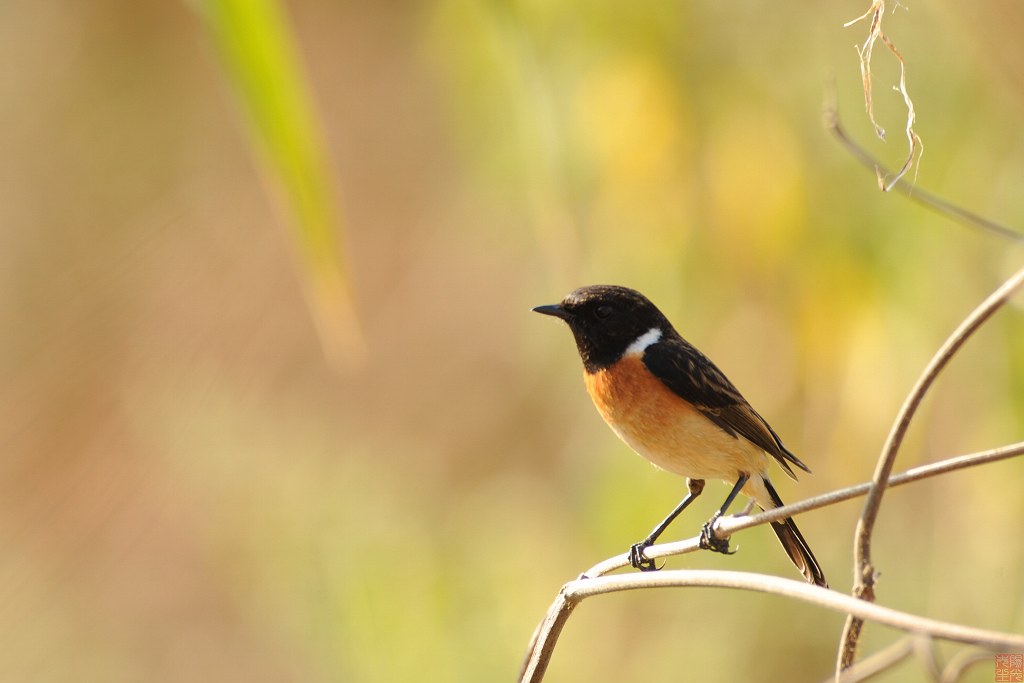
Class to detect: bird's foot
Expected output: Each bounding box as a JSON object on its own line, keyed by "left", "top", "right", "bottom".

{"left": 629, "top": 540, "right": 662, "bottom": 571}
{"left": 699, "top": 512, "right": 735, "bottom": 555}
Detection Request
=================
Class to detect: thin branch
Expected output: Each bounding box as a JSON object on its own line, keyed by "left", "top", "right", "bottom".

{"left": 518, "top": 571, "right": 1024, "bottom": 683}
{"left": 823, "top": 88, "right": 1024, "bottom": 243}
{"left": 838, "top": 262, "right": 1024, "bottom": 673}
{"left": 581, "top": 441, "right": 1024, "bottom": 580}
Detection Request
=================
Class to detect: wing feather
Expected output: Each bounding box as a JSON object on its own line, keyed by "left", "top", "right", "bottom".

{"left": 641, "top": 334, "right": 810, "bottom": 479}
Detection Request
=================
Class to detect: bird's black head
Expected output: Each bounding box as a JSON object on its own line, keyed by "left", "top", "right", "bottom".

{"left": 533, "top": 285, "right": 672, "bottom": 372}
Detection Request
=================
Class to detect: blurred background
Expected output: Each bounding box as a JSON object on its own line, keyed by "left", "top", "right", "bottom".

{"left": 2, "top": 0, "right": 1024, "bottom": 681}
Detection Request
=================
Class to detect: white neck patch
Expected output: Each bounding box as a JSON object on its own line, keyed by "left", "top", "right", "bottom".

{"left": 624, "top": 327, "right": 662, "bottom": 357}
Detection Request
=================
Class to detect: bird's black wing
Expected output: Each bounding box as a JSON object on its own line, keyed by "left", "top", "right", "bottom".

{"left": 641, "top": 335, "right": 810, "bottom": 479}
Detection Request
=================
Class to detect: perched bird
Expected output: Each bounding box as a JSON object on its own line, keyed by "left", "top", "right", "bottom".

{"left": 534, "top": 285, "right": 827, "bottom": 587}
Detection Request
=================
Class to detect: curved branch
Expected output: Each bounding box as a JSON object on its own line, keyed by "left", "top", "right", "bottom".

{"left": 518, "top": 571, "right": 1024, "bottom": 683}
{"left": 839, "top": 262, "right": 1024, "bottom": 672}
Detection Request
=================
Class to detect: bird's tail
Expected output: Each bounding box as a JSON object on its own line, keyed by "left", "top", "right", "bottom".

{"left": 760, "top": 476, "right": 828, "bottom": 588}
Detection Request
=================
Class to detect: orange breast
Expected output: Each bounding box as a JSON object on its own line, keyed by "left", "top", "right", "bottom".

{"left": 584, "top": 356, "right": 771, "bottom": 491}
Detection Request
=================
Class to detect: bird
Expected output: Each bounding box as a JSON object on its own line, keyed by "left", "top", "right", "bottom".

{"left": 533, "top": 285, "right": 827, "bottom": 587}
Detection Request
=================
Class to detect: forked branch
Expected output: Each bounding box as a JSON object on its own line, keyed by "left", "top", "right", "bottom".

{"left": 837, "top": 262, "right": 1024, "bottom": 675}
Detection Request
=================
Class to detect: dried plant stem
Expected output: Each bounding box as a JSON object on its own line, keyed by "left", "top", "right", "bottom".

{"left": 837, "top": 262, "right": 1024, "bottom": 675}
{"left": 877, "top": 32, "right": 920, "bottom": 192}
{"left": 846, "top": 1, "right": 887, "bottom": 140}
{"left": 845, "top": 0, "right": 921, "bottom": 191}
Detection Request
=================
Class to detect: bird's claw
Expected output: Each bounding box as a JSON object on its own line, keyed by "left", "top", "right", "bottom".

{"left": 629, "top": 540, "right": 662, "bottom": 571}
{"left": 699, "top": 513, "right": 735, "bottom": 555}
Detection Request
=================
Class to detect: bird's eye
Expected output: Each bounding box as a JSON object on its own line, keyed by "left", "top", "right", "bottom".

{"left": 595, "top": 305, "right": 613, "bottom": 319}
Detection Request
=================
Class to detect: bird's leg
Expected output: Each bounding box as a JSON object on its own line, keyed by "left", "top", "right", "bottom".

{"left": 630, "top": 478, "right": 706, "bottom": 571}
{"left": 699, "top": 473, "right": 750, "bottom": 555}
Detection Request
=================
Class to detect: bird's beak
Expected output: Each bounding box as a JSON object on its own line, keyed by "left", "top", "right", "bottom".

{"left": 532, "top": 304, "right": 572, "bottom": 321}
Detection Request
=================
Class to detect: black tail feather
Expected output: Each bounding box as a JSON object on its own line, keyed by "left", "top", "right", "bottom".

{"left": 762, "top": 477, "right": 828, "bottom": 588}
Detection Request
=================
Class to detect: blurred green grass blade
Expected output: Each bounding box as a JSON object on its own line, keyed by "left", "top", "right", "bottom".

{"left": 190, "top": 0, "right": 364, "bottom": 369}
